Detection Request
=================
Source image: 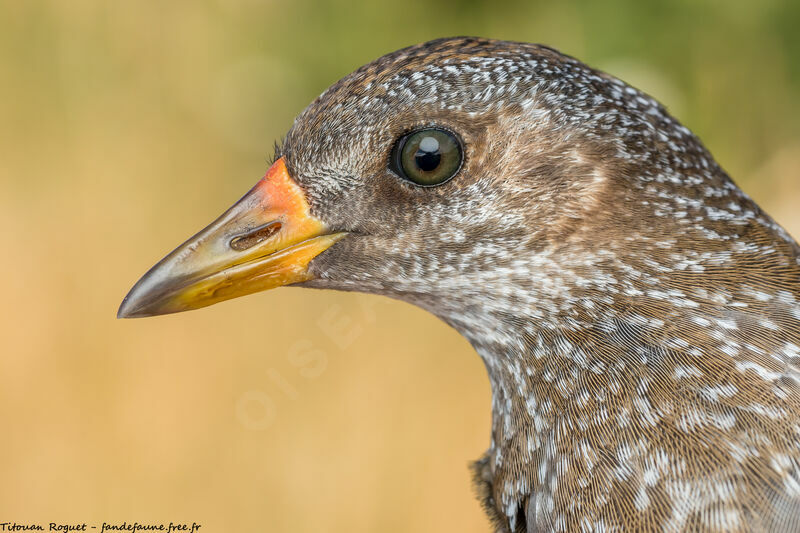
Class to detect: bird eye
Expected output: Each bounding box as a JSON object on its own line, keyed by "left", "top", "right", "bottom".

{"left": 390, "top": 128, "right": 463, "bottom": 186}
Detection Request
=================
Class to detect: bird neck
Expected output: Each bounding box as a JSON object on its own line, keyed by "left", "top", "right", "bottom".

{"left": 430, "top": 246, "right": 643, "bottom": 448}
{"left": 439, "top": 286, "right": 671, "bottom": 529}
{"left": 423, "top": 241, "right": 744, "bottom": 526}
{"left": 427, "top": 229, "right": 800, "bottom": 530}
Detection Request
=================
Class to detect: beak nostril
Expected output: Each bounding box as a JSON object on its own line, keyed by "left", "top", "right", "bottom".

{"left": 229, "top": 221, "right": 282, "bottom": 251}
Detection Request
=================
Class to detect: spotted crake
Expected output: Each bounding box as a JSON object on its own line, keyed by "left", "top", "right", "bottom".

{"left": 120, "top": 38, "right": 800, "bottom": 532}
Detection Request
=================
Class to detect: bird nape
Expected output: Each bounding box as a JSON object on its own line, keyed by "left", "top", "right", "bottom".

{"left": 118, "top": 38, "right": 800, "bottom": 533}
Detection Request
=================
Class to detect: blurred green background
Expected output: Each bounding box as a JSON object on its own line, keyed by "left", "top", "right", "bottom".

{"left": 1, "top": 1, "right": 798, "bottom": 532}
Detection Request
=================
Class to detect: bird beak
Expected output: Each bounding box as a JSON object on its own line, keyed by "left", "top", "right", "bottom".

{"left": 117, "top": 157, "right": 346, "bottom": 318}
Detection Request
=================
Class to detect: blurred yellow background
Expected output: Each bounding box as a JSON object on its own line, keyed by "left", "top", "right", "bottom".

{"left": 1, "top": 1, "right": 799, "bottom": 532}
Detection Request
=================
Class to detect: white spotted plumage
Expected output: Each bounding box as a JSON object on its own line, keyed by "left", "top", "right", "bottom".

{"left": 278, "top": 38, "right": 800, "bottom": 532}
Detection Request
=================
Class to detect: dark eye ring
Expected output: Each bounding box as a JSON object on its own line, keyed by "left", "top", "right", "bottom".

{"left": 389, "top": 128, "right": 464, "bottom": 187}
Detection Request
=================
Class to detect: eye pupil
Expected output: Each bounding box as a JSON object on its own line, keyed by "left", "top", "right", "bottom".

{"left": 414, "top": 136, "right": 441, "bottom": 172}
{"left": 390, "top": 128, "right": 463, "bottom": 186}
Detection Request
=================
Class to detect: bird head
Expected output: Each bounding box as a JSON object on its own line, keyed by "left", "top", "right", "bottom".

{"left": 118, "top": 37, "right": 776, "bottom": 328}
